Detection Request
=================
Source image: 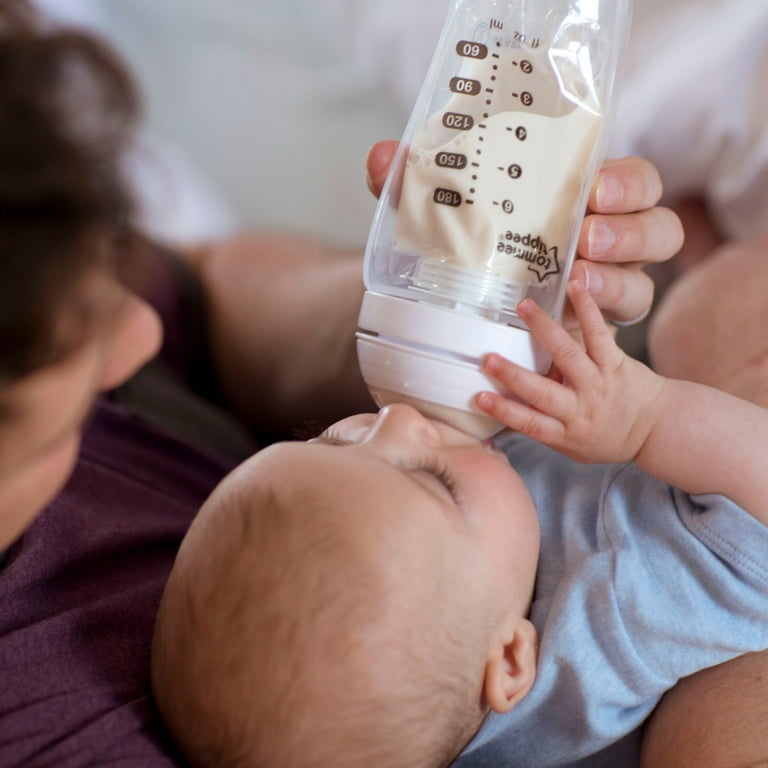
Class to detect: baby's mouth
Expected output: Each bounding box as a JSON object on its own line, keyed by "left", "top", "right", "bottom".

{"left": 481, "top": 438, "right": 508, "bottom": 463}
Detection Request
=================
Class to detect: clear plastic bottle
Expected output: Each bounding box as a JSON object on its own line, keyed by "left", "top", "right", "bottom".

{"left": 357, "top": 0, "right": 634, "bottom": 437}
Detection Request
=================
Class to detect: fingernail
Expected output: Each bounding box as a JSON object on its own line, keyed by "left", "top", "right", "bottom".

{"left": 588, "top": 219, "right": 616, "bottom": 256}
{"left": 581, "top": 263, "right": 604, "bottom": 296}
{"left": 568, "top": 261, "right": 587, "bottom": 289}
{"left": 477, "top": 392, "right": 493, "bottom": 410}
{"left": 516, "top": 298, "right": 535, "bottom": 317}
{"left": 483, "top": 354, "right": 500, "bottom": 374}
{"left": 596, "top": 175, "right": 621, "bottom": 209}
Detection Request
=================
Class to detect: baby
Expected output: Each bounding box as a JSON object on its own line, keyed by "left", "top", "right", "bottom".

{"left": 151, "top": 280, "right": 768, "bottom": 768}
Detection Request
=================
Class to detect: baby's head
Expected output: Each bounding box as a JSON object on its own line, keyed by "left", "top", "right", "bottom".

{"left": 152, "top": 404, "right": 540, "bottom": 768}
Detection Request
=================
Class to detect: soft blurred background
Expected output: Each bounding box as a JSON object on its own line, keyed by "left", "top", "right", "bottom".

{"left": 34, "top": 1, "right": 768, "bottom": 288}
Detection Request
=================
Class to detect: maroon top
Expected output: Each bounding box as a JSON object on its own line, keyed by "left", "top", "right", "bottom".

{"left": 0, "top": 398, "right": 234, "bottom": 767}
{"left": 0, "top": 245, "right": 256, "bottom": 766}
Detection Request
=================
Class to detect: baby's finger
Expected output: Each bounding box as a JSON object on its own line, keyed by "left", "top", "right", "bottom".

{"left": 588, "top": 156, "right": 663, "bottom": 215}
{"left": 482, "top": 353, "right": 575, "bottom": 423}
{"left": 515, "top": 299, "right": 596, "bottom": 390}
{"left": 566, "top": 279, "right": 621, "bottom": 366}
{"left": 579, "top": 206, "right": 683, "bottom": 265}
{"left": 570, "top": 260, "right": 655, "bottom": 326}
{"left": 476, "top": 389, "right": 565, "bottom": 445}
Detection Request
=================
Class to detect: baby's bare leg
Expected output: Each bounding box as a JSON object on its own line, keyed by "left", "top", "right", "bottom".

{"left": 643, "top": 234, "right": 768, "bottom": 767}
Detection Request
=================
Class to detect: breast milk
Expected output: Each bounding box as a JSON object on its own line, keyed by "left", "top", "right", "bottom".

{"left": 394, "top": 48, "right": 602, "bottom": 316}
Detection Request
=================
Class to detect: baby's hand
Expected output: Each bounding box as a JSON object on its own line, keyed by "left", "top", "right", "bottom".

{"left": 476, "top": 278, "right": 666, "bottom": 465}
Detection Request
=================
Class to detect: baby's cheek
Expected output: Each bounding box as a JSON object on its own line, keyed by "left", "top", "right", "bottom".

{"left": 460, "top": 454, "right": 515, "bottom": 512}
{"left": 467, "top": 450, "right": 517, "bottom": 490}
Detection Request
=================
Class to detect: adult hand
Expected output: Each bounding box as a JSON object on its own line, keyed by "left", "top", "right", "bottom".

{"left": 366, "top": 143, "right": 684, "bottom": 330}
{"left": 576, "top": 156, "right": 683, "bottom": 325}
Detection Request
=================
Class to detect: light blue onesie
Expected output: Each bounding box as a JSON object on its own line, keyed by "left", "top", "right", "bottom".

{"left": 453, "top": 432, "right": 768, "bottom": 768}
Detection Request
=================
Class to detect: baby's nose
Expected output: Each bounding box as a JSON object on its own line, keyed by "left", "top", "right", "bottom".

{"left": 370, "top": 403, "right": 442, "bottom": 447}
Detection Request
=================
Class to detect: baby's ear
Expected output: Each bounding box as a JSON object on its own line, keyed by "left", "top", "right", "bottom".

{"left": 483, "top": 617, "right": 538, "bottom": 714}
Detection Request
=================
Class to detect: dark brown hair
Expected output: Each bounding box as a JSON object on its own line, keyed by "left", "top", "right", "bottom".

{"left": 0, "top": 0, "right": 139, "bottom": 382}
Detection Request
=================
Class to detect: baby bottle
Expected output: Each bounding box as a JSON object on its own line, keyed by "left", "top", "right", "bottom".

{"left": 357, "top": 0, "right": 633, "bottom": 438}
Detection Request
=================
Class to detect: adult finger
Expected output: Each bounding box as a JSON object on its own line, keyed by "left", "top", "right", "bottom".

{"left": 579, "top": 206, "right": 684, "bottom": 265}
{"left": 366, "top": 140, "right": 399, "bottom": 198}
{"left": 588, "top": 155, "right": 663, "bottom": 214}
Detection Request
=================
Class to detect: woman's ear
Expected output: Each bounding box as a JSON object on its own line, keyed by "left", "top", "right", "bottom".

{"left": 483, "top": 617, "right": 538, "bottom": 714}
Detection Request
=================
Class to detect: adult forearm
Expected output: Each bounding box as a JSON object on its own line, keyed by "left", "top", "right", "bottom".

{"left": 194, "top": 232, "right": 374, "bottom": 438}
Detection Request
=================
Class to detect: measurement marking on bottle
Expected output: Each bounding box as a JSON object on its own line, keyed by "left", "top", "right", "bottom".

{"left": 442, "top": 112, "right": 474, "bottom": 131}
{"left": 450, "top": 77, "right": 481, "bottom": 95}
{"left": 435, "top": 151, "right": 468, "bottom": 170}
{"left": 493, "top": 199, "right": 515, "bottom": 214}
{"left": 456, "top": 41, "right": 488, "bottom": 60}
{"left": 433, "top": 188, "right": 462, "bottom": 207}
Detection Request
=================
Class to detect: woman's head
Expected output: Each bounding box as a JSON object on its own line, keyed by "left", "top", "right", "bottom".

{"left": 0, "top": 2, "right": 161, "bottom": 548}
{"left": 0, "top": 0, "right": 140, "bottom": 379}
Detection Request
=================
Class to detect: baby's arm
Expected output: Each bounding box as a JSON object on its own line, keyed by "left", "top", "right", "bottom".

{"left": 476, "top": 277, "right": 768, "bottom": 526}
